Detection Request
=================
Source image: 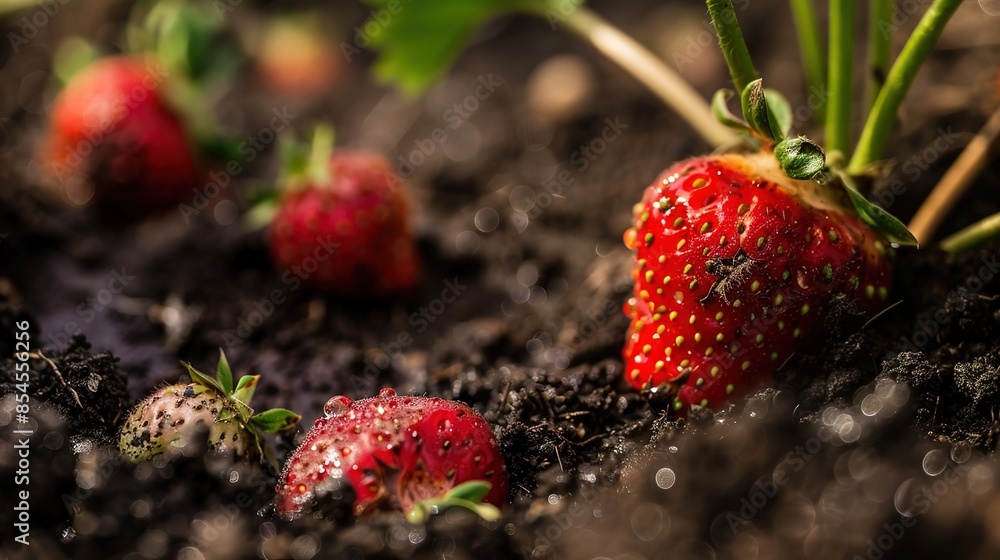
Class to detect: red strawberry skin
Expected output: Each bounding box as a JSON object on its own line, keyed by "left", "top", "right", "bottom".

{"left": 275, "top": 388, "right": 507, "bottom": 519}
{"left": 623, "top": 153, "right": 892, "bottom": 413}
{"left": 268, "top": 151, "right": 420, "bottom": 296}
{"left": 44, "top": 57, "right": 201, "bottom": 216}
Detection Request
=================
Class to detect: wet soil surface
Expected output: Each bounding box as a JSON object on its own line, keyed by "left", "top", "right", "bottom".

{"left": 2, "top": 0, "right": 1000, "bottom": 558}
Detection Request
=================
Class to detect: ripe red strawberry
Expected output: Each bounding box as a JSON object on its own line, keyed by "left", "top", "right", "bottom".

{"left": 275, "top": 388, "right": 507, "bottom": 520}
{"left": 268, "top": 146, "right": 420, "bottom": 296}
{"left": 623, "top": 152, "right": 892, "bottom": 413}
{"left": 44, "top": 56, "right": 202, "bottom": 217}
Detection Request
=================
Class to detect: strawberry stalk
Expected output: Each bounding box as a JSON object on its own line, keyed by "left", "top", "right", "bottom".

{"left": 909, "top": 107, "right": 1000, "bottom": 245}
{"left": 788, "top": 0, "right": 826, "bottom": 123}
{"left": 866, "top": 0, "right": 893, "bottom": 111}
{"left": 847, "top": 0, "right": 964, "bottom": 175}
{"left": 826, "top": 0, "right": 855, "bottom": 158}
{"left": 554, "top": 6, "right": 733, "bottom": 147}
{"left": 706, "top": 0, "right": 758, "bottom": 95}
{"left": 940, "top": 212, "right": 1000, "bottom": 254}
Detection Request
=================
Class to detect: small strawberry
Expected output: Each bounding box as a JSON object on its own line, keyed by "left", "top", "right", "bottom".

{"left": 119, "top": 351, "right": 300, "bottom": 464}
{"left": 267, "top": 127, "right": 420, "bottom": 296}
{"left": 275, "top": 388, "right": 507, "bottom": 521}
{"left": 622, "top": 152, "right": 892, "bottom": 413}
{"left": 43, "top": 56, "right": 202, "bottom": 217}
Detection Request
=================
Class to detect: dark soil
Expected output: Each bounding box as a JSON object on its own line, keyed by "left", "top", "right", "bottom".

{"left": 2, "top": 1, "right": 1000, "bottom": 559}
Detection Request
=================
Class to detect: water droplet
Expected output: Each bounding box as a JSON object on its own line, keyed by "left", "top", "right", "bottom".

{"left": 980, "top": 0, "right": 1000, "bottom": 16}
{"left": 655, "top": 467, "right": 676, "bottom": 489}
{"left": 378, "top": 388, "right": 397, "bottom": 398}
{"left": 323, "top": 396, "right": 352, "bottom": 417}
{"left": 61, "top": 527, "right": 77, "bottom": 542}
{"left": 950, "top": 442, "right": 971, "bottom": 464}
{"left": 475, "top": 207, "right": 500, "bottom": 232}
{"left": 922, "top": 449, "right": 948, "bottom": 476}
{"left": 860, "top": 394, "right": 882, "bottom": 416}
{"left": 455, "top": 230, "right": 480, "bottom": 254}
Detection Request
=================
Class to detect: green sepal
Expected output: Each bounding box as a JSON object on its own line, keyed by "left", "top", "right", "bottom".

{"left": 739, "top": 79, "right": 791, "bottom": 143}
{"left": 836, "top": 172, "right": 918, "bottom": 246}
{"left": 249, "top": 408, "right": 302, "bottom": 434}
{"left": 216, "top": 350, "right": 234, "bottom": 395}
{"left": 405, "top": 481, "right": 501, "bottom": 524}
{"left": 280, "top": 125, "right": 335, "bottom": 190}
{"left": 183, "top": 361, "right": 225, "bottom": 395}
{"left": 232, "top": 375, "right": 260, "bottom": 406}
{"left": 774, "top": 137, "right": 826, "bottom": 180}
{"left": 711, "top": 89, "right": 753, "bottom": 133}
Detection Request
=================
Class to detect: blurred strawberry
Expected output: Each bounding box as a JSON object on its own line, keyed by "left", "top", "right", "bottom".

{"left": 267, "top": 127, "right": 420, "bottom": 296}
{"left": 43, "top": 56, "right": 202, "bottom": 217}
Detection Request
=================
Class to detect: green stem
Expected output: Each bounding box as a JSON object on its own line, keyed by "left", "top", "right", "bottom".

{"left": 788, "top": 0, "right": 826, "bottom": 124}
{"left": 866, "top": 0, "right": 893, "bottom": 111}
{"left": 826, "top": 0, "right": 855, "bottom": 157}
{"left": 557, "top": 7, "right": 733, "bottom": 147}
{"left": 705, "top": 0, "right": 758, "bottom": 94}
{"left": 940, "top": 212, "right": 1000, "bottom": 254}
{"left": 848, "top": 0, "right": 963, "bottom": 175}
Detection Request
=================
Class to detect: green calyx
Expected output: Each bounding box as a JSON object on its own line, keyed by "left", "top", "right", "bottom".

{"left": 183, "top": 349, "right": 301, "bottom": 467}
{"left": 704, "top": 0, "right": 918, "bottom": 247}
{"left": 279, "top": 124, "right": 335, "bottom": 189}
{"left": 405, "top": 481, "right": 502, "bottom": 524}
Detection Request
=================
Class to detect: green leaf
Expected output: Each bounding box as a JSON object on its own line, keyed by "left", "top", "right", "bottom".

{"left": 837, "top": 172, "right": 918, "bottom": 246}
{"left": 363, "top": 0, "right": 554, "bottom": 95}
{"left": 216, "top": 350, "right": 233, "bottom": 396}
{"left": 445, "top": 481, "right": 492, "bottom": 503}
{"left": 739, "top": 79, "right": 789, "bottom": 143}
{"left": 250, "top": 408, "right": 301, "bottom": 433}
{"left": 711, "top": 89, "right": 752, "bottom": 133}
{"left": 763, "top": 88, "right": 792, "bottom": 139}
{"left": 232, "top": 375, "right": 260, "bottom": 406}
{"left": 774, "top": 137, "right": 826, "bottom": 180}
{"left": 183, "top": 361, "right": 225, "bottom": 394}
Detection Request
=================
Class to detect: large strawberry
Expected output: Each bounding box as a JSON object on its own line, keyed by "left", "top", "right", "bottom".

{"left": 119, "top": 351, "right": 299, "bottom": 465}
{"left": 623, "top": 151, "right": 893, "bottom": 413}
{"left": 44, "top": 56, "right": 202, "bottom": 217}
{"left": 275, "top": 388, "right": 507, "bottom": 521}
{"left": 267, "top": 128, "right": 420, "bottom": 296}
